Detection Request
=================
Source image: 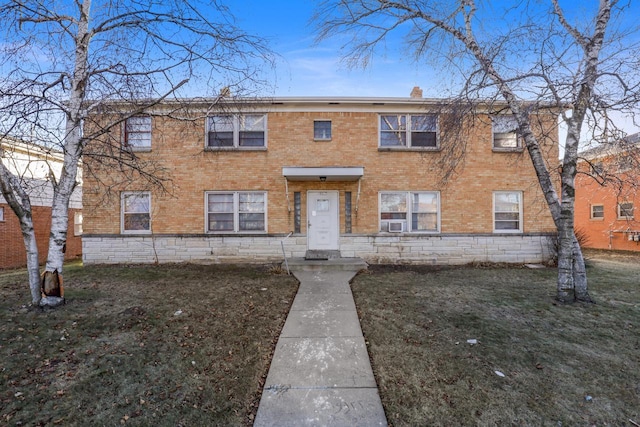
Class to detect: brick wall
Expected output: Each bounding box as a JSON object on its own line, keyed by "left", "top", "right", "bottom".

{"left": 0, "top": 204, "right": 82, "bottom": 269}
{"left": 83, "top": 102, "right": 559, "bottom": 264}
{"left": 575, "top": 168, "right": 640, "bottom": 251}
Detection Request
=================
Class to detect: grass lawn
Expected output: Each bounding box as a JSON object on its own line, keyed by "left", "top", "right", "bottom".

{"left": 2, "top": 251, "right": 638, "bottom": 426}
{"left": 0, "top": 262, "right": 298, "bottom": 426}
{"left": 352, "top": 249, "right": 640, "bottom": 426}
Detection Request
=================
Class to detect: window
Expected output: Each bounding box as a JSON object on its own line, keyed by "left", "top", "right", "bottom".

{"left": 314, "top": 120, "right": 332, "bottom": 140}
{"left": 618, "top": 202, "right": 634, "bottom": 219}
{"left": 590, "top": 204, "right": 604, "bottom": 220}
{"left": 591, "top": 161, "right": 604, "bottom": 175}
{"left": 379, "top": 114, "right": 438, "bottom": 148}
{"left": 492, "top": 115, "right": 521, "bottom": 150}
{"left": 122, "top": 192, "right": 151, "bottom": 233}
{"left": 379, "top": 191, "right": 439, "bottom": 232}
{"left": 617, "top": 156, "right": 633, "bottom": 172}
{"left": 74, "top": 211, "right": 83, "bottom": 235}
{"left": 207, "top": 114, "right": 266, "bottom": 148}
{"left": 493, "top": 191, "right": 523, "bottom": 232}
{"left": 124, "top": 116, "right": 152, "bottom": 150}
{"left": 0, "top": 206, "right": 4, "bottom": 222}
{"left": 206, "top": 191, "right": 266, "bottom": 233}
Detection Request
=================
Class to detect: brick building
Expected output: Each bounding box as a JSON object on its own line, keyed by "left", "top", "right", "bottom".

{"left": 575, "top": 133, "right": 640, "bottom": 251}
{"left": 82, "top": 90, "right": 558, "bottom": 265}
{"left": 1, "top": 139, "right": 82, "bottom": 269}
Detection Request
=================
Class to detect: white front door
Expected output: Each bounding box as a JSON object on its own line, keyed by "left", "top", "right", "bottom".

{"left": 307, "top": 191, "right": 339, "bottom": 250}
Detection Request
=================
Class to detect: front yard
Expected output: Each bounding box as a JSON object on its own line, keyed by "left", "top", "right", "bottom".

{"left": 1, "top": 249, "right": 638, "bottom": 426}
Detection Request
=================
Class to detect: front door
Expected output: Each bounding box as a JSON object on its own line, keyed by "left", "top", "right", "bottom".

{"left": 307, "top": 191, "right": 339, "bottom": 250}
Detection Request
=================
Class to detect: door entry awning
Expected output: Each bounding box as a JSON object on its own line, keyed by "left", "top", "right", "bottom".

{"left": 282, "top": 166, "right": 364, "bottom": 182}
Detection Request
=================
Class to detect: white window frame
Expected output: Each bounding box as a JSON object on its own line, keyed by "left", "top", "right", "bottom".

{"left": 206, "top": 114, "right": 267, "bottom": 149}
{"left": 378, "top": 191, "right": 440, "bottom": 233}
{"left": 121, "top": 192, "right": 151, "bottom": 234}
{"left": 205, "top": 191, "right": 267, "bottom": 233}
{"left": 493, "top": 191, "right": 523, "bottom": 233}
{"left": 492, "top": 115, "right": 522, "bottom": 151}
{"left": 379, "top": 114, "right": 439, "bottom": 149}
{"left": 74, "top": 211, "right": 83, "bottom": 236}
{"left": 314, "top": 120, "right": 332, "bottom": 141}
{"left": 618, "top": 202, "right": 634, "bottom": 219}
{"left": 0, "top": 206, "right": 4, "bottom": 222}
{"left": 590, "top": 204, "right": 604, "bottom": 220}
{"left": 123, "top": 116, "right": 152, "bottom": 151}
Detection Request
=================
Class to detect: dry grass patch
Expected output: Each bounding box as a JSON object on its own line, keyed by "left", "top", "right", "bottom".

{"left": 0, "top": 262, "right": 298, "bottom": 426}
{"left": 352, "top": 253, "right": 640, "bottom": 426}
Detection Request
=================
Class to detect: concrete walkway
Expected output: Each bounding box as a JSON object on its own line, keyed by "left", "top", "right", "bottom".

{"left": 254, "top": 258, "right": 388, "bottom": 426}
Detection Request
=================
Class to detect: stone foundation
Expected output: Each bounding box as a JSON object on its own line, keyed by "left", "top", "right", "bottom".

{"left": 83, "top": 233, "right": 556, "bottom": 265}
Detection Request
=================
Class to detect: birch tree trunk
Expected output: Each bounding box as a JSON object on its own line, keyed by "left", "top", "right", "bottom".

{"left": 44, "top": 0, "right": 90, "bottom": 276}
{"left": 0, "top": 162, "right": 41, "bottom": 305}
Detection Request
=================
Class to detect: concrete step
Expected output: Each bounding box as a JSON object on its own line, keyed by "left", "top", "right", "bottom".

{"left": 304, "top": 250, "right": 342, "bottom": 260}
{"left": 286, "top": 257, "right": 368, "bottom": 272}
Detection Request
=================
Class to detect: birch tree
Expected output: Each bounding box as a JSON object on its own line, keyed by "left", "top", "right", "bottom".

{"left": 0, "top": 0, "right": 272, "bottom": 305}
{"left": 316, "top": 0, "right": 640, "bottom": 303}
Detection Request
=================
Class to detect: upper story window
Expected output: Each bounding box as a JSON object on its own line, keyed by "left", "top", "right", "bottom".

{"left": 379, "top": 191, "right": 439, "bottom": 233}
{"left": 314, "top": 120, "right": 332, "bottom": 141}
{"left": 379, "top": 114, "right": 438, "bottom": 149}
{"left": 124, "top": 116, "right": 152, "bottom": 151}
{"left": 207, "top": 114, "right": 266, "bottom": 149}
{"left": 618, "top": 202, "right": 634, "bottom": 219}
{"left": 493, "top": 191, "right": 523, "bottom": 232}
{"left": 206, "top": 191, "right": 267, "bottom": 233}
{"left": 492, "top": 115, "right": 522, "bottom": 150}
{"left": 122, "top": 192, "right": 151, "bottom": 234}
{"left": 0, "top": 206, "right": 4, "bottom": 222}
{"left": 590, "top": 204, "right": 604, "bottom": 220}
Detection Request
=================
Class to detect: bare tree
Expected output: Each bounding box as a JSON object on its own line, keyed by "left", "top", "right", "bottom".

{"left": 316, "top": 0, "right": 640, "bottom": 303}
{"left": 0, "top": 0, "right": 273, "bottom": 305}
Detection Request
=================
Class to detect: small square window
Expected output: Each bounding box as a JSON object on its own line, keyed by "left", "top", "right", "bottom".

{"left": 124, "top": 116, "right": 152, "bottom": 150}
{"left": 314, "top": 121, "right": 332, "bottom": 140}
{"left": 590, "top": 204, "right": 604, "bottom": 220}
{"left": 492, "top": 116, "right": 521, "bottom": 150}
{"left": 618, "top": 202, "right": 634, "bottom": 219}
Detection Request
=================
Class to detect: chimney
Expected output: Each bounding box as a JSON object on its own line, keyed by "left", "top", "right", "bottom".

{"left": 410, "top": 86, "right": 423, "bottom": 99}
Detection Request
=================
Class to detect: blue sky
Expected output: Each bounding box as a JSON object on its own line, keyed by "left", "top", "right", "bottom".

{"left": 229, "top": 0, "right": 438, "bottom": 97}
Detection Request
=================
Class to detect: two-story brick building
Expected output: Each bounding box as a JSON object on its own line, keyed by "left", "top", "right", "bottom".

{"left": 575, "top": 133, "right": 640, "bottom": 251}
{"left": 82, "top": 89, "right": 558, "bottom": 265}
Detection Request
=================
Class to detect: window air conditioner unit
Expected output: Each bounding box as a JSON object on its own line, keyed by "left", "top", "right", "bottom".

{"left": 388, "top": 221, "right": 404, "bottom": 232}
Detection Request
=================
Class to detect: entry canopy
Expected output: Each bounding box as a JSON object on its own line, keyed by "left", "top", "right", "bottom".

{"left": 282, "top": 166, "right": 364, "bottom": 182}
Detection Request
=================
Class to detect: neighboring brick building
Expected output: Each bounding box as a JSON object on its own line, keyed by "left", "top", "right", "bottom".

{"left": 575, "top": 133, "right": 640, "bottom": 251}
{"left": 82, "top": 90, "right": 559, "bottom": 265}
{"left": 1, "top": 139, "right": 83, "bottom": 269}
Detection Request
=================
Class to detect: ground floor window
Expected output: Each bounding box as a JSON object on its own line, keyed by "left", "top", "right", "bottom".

{"left": 122, "top": 192, "right": 151, "bottom": 233}
{"left": 493, "top": 191, "right": 523, "bottom": 232}
{"left": 379, "top": 191, "right": 439, "bottom": 232}
{"left": 74, "top": 211, "right": 83, "bottom": 235}
{"left": 206, "top": 191, "right": 266, "bottom": 233}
